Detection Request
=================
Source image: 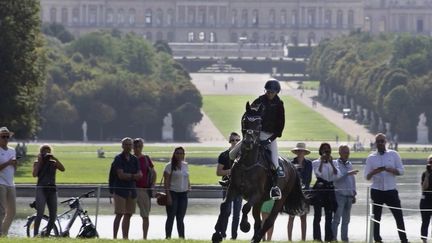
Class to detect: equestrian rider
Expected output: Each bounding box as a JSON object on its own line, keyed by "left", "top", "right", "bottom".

{"left": 251, "top": 79, "right": 285, "bottom": 200}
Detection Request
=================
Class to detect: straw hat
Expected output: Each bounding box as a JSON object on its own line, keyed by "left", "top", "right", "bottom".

{"left": 0, "top": 127, "right": 14, "bottom": 137}
{"left": 291, "top": 142, "right": 310, "bottom": 155}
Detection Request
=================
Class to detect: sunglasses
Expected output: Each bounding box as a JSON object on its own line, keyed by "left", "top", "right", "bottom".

{"left": 229, "top": 139, "right": 241, "bottom": 143}
{"left": 1, "top": 135, "right": 10, "bottom": 139}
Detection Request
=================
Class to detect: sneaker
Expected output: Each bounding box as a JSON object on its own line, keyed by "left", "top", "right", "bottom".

{"left": 219, "top": 180, "right": 230, "bottom": 187}
{"left": 270, "top": 186, "right": 282, "bottom": 200}
{"left": 276, "top": 166, "right": 285, "bottom": 177}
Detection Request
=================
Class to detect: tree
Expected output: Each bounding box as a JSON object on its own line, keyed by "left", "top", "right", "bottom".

{"left": 0, "top": 1, "right": 45, "bottom": 138}
{"left": 45, "top": 100, "right": 79, "bottom": 140}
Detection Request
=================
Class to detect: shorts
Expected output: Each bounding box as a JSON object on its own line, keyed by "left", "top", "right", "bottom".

{"left": 113, "top": 193, "right": 136, "bottom": 215}
{"left": 136, "top": 188, "right": 151, "bottom": 217}
{"left": 261, "top": 200, "right": 275, "bottom": 213}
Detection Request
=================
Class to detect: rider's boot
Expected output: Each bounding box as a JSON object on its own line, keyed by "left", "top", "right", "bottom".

{"left": 270, "top": 166, "right": 283, "bottom": 200}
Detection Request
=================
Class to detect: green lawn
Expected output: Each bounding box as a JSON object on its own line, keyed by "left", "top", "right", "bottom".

{"left": 297, "top": 80, "right": 320, "bottom": 90}
{"left": 203, "top": 95, "right": 348, "bottom": 141}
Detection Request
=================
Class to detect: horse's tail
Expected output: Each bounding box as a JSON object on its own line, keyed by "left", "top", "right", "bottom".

{"left": 283, "top": 164, "right": 308, "bottom": 215}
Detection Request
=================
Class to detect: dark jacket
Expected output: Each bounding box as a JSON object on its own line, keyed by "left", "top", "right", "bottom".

{"left": 251, "top": 94, "right": 285, "bottom": 138}
{"left": 292, "top": 157, "right": 313, "bottom": 190}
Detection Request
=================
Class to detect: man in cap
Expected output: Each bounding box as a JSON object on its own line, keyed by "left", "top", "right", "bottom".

{"left": 0, "top": 127, "right": 17, "bottom": 236}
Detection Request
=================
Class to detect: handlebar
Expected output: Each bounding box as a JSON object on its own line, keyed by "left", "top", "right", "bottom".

{"left": 60, "top": 190, "right": 95, "bottom": 205}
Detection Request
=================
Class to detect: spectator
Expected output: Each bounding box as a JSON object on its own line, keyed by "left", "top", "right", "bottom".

{"left": 261, "top": 199, "right": 275, "bottom": 241}
{"left": 133, "top": 138, "right": 156, "bottom": 240}
{"left": 420, "top": 155, "right": 432, "bottom": 243}
{"left": 0, "top": 127, "right": 17, "bottom": 236}
{"left": 216, "top": 132, "right": 242, "bottom": 240}
{"left": 164, "top": 147, "right": 190, "bottom": 239}
{"left": 110, "top": 137, "right": 142, "bottom": 239}
{"left": 332, "top": 145, "right": 358, "bottom": 242}
{"left": 287, "top": 142, "right": 312, "bottom": 241}
{"left": 312, "top": 142, "right": 339, "bottom": 242}
{"left": 32, "top": 144, "right": 65, "bottom": 236}
{"left": 364, "top": 133, "right": 409, "bottom": 243}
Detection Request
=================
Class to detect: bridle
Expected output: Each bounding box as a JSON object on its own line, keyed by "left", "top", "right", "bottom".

{"left": 242, "top": 115, "right": 262, "bottom": 150}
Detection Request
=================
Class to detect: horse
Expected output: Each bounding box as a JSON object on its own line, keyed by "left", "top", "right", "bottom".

{"left": 212, "top": 102, "right": 307, "bottom": 243}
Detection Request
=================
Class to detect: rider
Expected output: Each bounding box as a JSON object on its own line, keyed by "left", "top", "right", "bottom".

{"left": 252, "top": 79, "right": 285, "bottom": 200}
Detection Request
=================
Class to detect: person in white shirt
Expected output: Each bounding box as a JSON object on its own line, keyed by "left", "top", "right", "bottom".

{"left": 312, "top": 142, "right": 340, "bottom": 242}
{"left": 0, "top": 127, "right": 17, "bottom": 236}
{"left": 364, "top": 133, "right": 409, "bottom": 243}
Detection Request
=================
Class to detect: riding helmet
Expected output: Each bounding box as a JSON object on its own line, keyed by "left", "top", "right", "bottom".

{"left": 264, "top": 79, "right": 281, "bottom": 93}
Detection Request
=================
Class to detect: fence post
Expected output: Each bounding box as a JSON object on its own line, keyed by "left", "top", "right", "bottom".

{"left": 368, "top": 202, "right": 374, "bottom": 243}
{"left": 365, "top": 186, "right": 369, "bottom": 242}
{"left": 95, "top": 185, "right": 101, "bottom": 228}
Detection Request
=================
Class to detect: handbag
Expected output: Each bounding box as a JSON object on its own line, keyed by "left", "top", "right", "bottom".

{"left": 155, "top": 164, "right": 173, "bottom": 206}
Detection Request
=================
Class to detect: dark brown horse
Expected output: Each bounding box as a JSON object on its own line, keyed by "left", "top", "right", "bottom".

{"left": 212, "top": 102, "right": 307, "bottom": 243}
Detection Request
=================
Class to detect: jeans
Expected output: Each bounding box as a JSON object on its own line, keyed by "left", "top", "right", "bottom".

{"left": 332, "top": 193, "right": 353, "bottom": 241}
{"left": 220, "top": 191, "right": 242, "bottom": 239}
{"left": 313, "top": 203, "right": 334, "bottom": 242}
{"left": 165, "top": 191, "right": 188, "bottom": 239}
{"left": 34, "top": 187, "right": 58, "bottom": 236}
{"left": 0, "top": 185, "right": 16, "bottom": 236}
{"left": 371, "top": 189, "right": 408, "bottom": 243}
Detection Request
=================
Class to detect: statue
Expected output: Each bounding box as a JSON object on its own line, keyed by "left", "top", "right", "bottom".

{"left": 162, "top": 113, "right": 174, "bottom": 142}
{"left": 417, "top": 112, "right": 429, "bottom": 144}
{"left": 82, "top": 121, "right": 88, "bottom": 142}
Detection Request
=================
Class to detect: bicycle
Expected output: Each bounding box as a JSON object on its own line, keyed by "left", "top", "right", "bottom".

{"left": 25, "top": 190, "right": 99, "bottom": 238}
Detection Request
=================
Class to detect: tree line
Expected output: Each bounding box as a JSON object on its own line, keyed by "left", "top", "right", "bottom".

{"left": 308, "top": 31, "right": 432, "bottom": 141}
{"left": 1, "top": 0, "right": 202, "bottom": 141}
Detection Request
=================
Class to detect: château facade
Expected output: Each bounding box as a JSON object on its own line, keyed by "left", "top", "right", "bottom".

{"left": 40, "top": 0, "right": 432, "bottom": 44}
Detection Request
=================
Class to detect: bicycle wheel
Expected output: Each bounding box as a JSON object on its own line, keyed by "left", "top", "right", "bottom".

{"left": 26, "top": 215, "right": 59, "bottom": 237}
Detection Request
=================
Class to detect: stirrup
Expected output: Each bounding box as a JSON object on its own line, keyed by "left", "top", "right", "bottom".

{"left": 270, "top": 186, "right": 282, "bottom": 200}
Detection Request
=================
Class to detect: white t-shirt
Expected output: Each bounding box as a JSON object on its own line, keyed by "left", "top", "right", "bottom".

{"left": 164, "top": 162, "right": 189, "bottom": 192}
{"left": 0, "top": 146, "right": 16, "bottom": 187}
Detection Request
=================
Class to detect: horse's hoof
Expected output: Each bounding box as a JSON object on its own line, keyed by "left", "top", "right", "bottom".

{"left": 240, "top": 221, "right": 251, "bottom": 232}
{"left": 212, "top": 232, "right": 223, "bottom": 243}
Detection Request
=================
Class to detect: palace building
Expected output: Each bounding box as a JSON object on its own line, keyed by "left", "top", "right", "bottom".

{"left": 40, "top": 0, "right": 432, "bottom": 44}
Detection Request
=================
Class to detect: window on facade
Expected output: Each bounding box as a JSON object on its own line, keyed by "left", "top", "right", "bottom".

{"left": 156, "top": 31, "right": 163, "bottom": 41}
{"left": 398, "top": 15, "right": 407, "bottom": 32}
{"left": 252, "top": 9, "right": 259, "bottom": 27}
{"left": 188, "top": 7, "right": 195, "bottom": 25}
{"left": 231, "top": 9, "right": 237, "bottom": 27}
{"left": 50, "top": 7, "right": 57, "bottom": 23}
{"left": 209, "top": 32, "right": 216, "bottom": 42}
{"left": 61, "top": 8, "right": 68, "bottom": 24}
{"left": 188, "top": 32, "right": 194, "bottom": 42}
{"left": 72, "top": 8, "right": 79, "bottom": 25}
{"left": 336, "top": 10, "right": 343, "bottom": 28}
{"left": 379, "top": 17, "right": 386, "bottom": 32}
{"left": 129, "top": 8, "right": 136, "bottom": 26}
{"left": 252, "top": 32, "right": 259, "bottom": 42}
{"left": 209, "top": 7, "right": 217, "bottom": 27}
{"left": 145, "top": 9, "right": 152, "bottom": 26}
{"left": 89, "top": 7, "right": 97, "bottom": 25}
{"left": 280, "top": 10, "right": 287, "bottom": 27}
{"left": 417, "top": 19, "right": 424, "bottom": 33}
{"left": 269, "top": 9, "right": 275, "bottom": 26}
{"left": 167, "top": 31, "right": 175, "bottom": 42}
{"left": 198, "top": 7, "right": 205, "bottom": 26}
{"left": 178, "top": 6, "right": 185, "bottom": 24}
{"left": 106, "top": 9, "right": 114, "bottom": 25}
{"left": 117, "top": 9, "right": 125, "bottom": 25}
{"left": 269, "top": 32, "right": 276, "bottom": 43}
{"left": 199, "top": 32, "right": 205, "bottom": 41}
{"left": 156, "top": 9, "right": 163, "bottom": 26}
{"left": 230, "top": 32, "right": 238, "bottom": 42}
{"left": 325, "top": 10, "right": 332, "bottom": 28}
{"left": 241, "top": 9, "right": 248, "bottom": 27}
{"left": 167, "top": 9, "right": 174, "bottom": 26}
{"left": 307, "top": 9, "right": 315, "bottom": 27}
{"left": 348, "top": 10, "right": 354, "bottom": 29}
{"left": 146, "top": 32, "right": 152, "bottom": 41}
{"left": 291, "top": 10, "right": 298, "bottom": 27}
{"left": 220, "top": 7, "right": 227, "bottom": 25}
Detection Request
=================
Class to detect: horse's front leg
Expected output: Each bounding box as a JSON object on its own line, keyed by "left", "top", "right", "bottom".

{"left": 251, "top": 203, "right": 263, "bottom": 242}
{"left": 212, "top": 188, "right": 237, "bottom": 243}
{"left": 240, "top": 194, "right": 261, "bottom": 233}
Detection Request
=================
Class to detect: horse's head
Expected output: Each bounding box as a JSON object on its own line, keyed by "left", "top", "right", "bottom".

{"left": 241, "top": 102, "right": 263, "bottom": 150}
